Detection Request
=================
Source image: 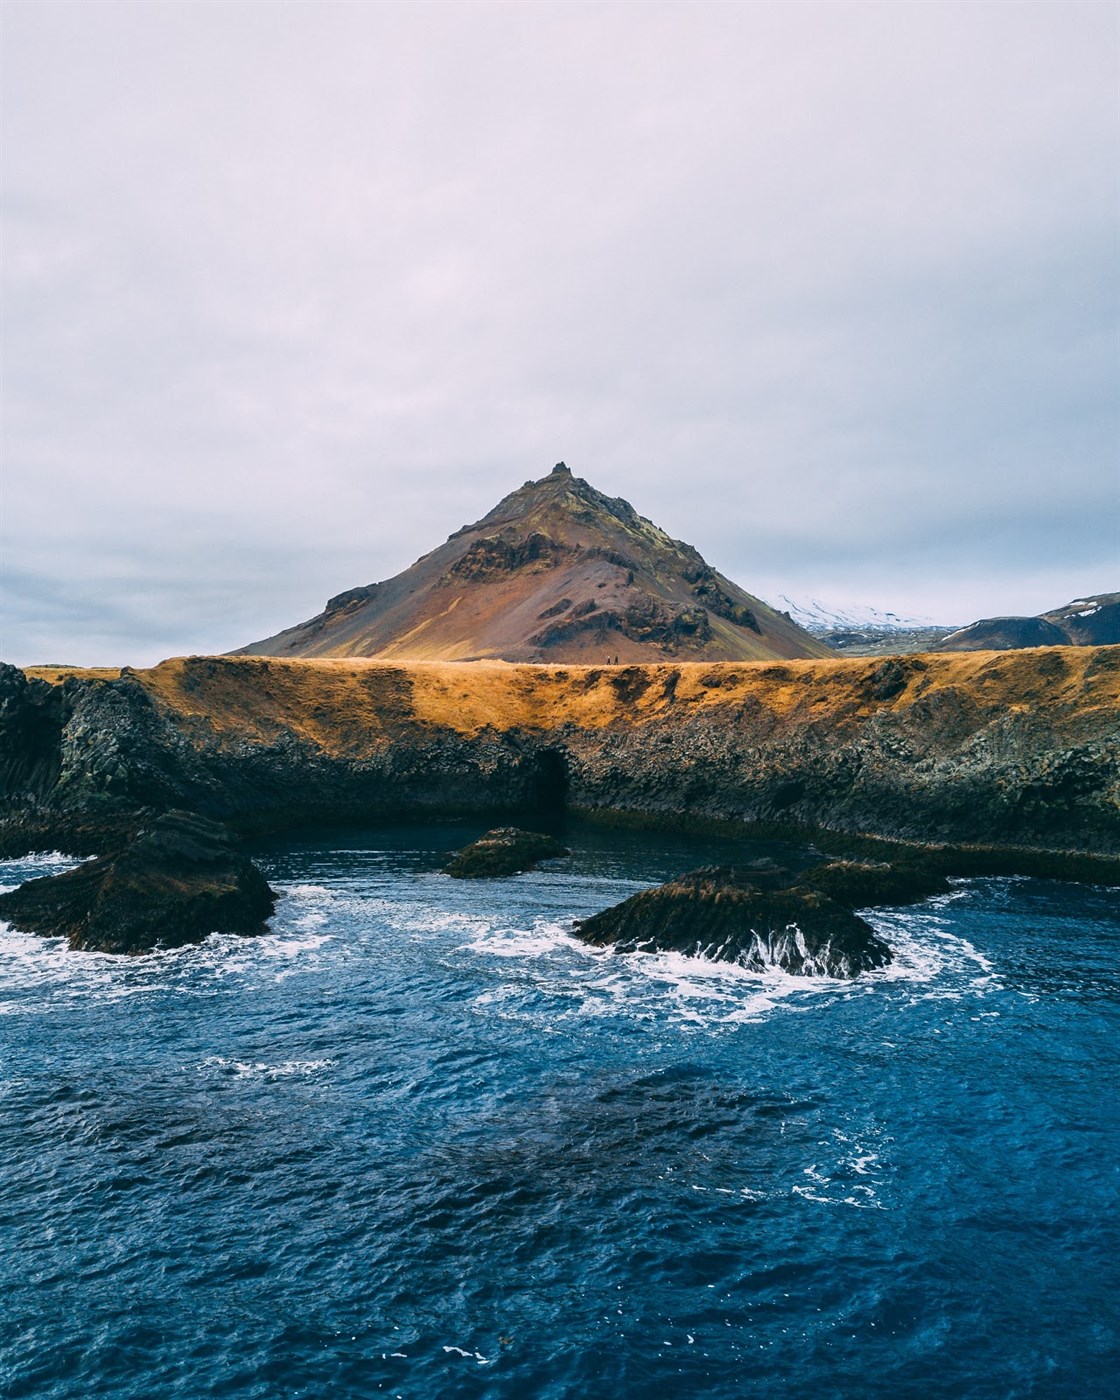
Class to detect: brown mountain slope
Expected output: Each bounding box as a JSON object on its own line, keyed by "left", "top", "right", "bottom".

{"left": 236, "top": 463, "right": 831, "bottom": 663}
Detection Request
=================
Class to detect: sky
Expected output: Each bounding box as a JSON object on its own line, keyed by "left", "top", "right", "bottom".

{"left": 2, "top": 1, "right": 1118, "bottom": 666}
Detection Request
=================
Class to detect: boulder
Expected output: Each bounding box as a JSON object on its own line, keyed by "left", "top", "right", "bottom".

{"left": 573, "top": 865, "right": 893, "bottom": 977}
{"left": 444, "top": 827, "right": 569, "bottom": 879}
{"left": 0, "top": 809, "right": 276, "bottom": 954}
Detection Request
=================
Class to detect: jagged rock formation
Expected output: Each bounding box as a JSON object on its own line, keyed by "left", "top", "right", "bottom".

{"left": 2, "top": 648, "right": 1118, "bottom": 876}
{"left": 237, "top": 463, "right": 830, "bottom": 664}
{"left": 573, "top": 865, "right": 893, "bottom": 977}
{"left": 940, "top": 593, "right": 1119, "bottom": 652}
{"left": 0, "top": 809, "right": 276, "bottom": 954}
{"left": 444, "top": 827, "right": 569, "bottom": 879}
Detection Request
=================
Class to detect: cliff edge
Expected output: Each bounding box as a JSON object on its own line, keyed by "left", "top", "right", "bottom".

{"left": 3, "top": 647, "right": 1117, "bottom": 866}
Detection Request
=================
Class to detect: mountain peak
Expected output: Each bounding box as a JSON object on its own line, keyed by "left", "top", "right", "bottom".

{"left": 236, "top": 467, "right": 831, "bottom": 664}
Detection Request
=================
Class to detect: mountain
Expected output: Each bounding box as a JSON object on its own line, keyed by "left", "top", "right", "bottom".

{"left": 236, "top": 464, "right": 832, "bottom": 663}
{"left": 767, "top": 595, "right": 943, "bottom": 635}
{"left": 765, "top": 594, "right": 961, "bottom": 657}
{"left": 939, "top": 593, "right": 1120, "bottom": 652}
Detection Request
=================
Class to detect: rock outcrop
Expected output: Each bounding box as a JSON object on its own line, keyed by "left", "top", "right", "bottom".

{"left": 235, "top": 463, "right": 830, "bottom": 664}
{"left": 0, "top": 809, "right": 276, "bottom": 954}
{"left": 444, "top": 827, "right": 569, "bottom": 878}
{"left": 573, "top": 864, "right": 893, "bottom": 977}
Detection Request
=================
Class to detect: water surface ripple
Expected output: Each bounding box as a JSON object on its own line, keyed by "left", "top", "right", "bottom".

{"left": 2, "top": 824, "right": 1117, "bottom": 1398}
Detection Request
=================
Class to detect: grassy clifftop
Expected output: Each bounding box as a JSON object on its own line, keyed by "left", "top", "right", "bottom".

{"left": 29, "top": 645, "right": 1119, "bottom": 755}
{"left": 17, "top": 647, "right": 1117, "bottom": 860}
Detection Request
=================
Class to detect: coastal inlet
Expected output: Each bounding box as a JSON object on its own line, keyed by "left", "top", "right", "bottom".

{"left": 2, "top": 820, "right": 1118, "bottom": 1400}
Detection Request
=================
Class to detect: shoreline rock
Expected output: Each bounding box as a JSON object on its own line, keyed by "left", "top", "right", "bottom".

{"left": 444, "top": 827, "right": 570, "bottom": 879}
{"left": 573, "top": 864, "right": 893, "bottom": 977}
{"left": 0, "top": 809, "right": 276, "bottom": 954}
{"left": 800, "top": 859, "right": 952, "bottom": 908}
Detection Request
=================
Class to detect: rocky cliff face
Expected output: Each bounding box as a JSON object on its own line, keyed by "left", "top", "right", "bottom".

{"left": 2, "top": 648, "right": 1117, "bottom": 865}
{"left": 236, "top": 463, "right": 831, "bottom": 664}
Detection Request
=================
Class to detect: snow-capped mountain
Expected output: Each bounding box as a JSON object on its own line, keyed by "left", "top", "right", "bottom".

{"left": 765, "top": 595, "right": 948, "bottom": 637}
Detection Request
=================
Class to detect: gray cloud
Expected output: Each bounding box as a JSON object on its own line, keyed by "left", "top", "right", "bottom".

{"left": 2, "top": 1, "right": 1117, "bottom": 664}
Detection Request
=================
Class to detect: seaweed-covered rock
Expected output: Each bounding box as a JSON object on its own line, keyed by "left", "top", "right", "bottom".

{"left": 573, "top": 865, "right": 892, "bottom": 977}
{"left": 0, "top": 809, "right": 276, "bottom": 954}
{"left": 801, "top": 859, "right": 951, "bottom": 908}
{"left": 444, "top": 827, "right": 569, "bottom": 879}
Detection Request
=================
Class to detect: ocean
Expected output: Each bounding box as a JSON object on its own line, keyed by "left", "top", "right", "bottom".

{"left": 2, "top": 821, "right": 1117, "bottom": 1399}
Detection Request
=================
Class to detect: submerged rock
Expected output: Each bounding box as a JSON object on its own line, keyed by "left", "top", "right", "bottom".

{"left": 573, "top": 865, "right": 893, "bottom": 977}
{"left": 0, "top": 809, "right": 276, "bottom": 954}
{"left": 444, "top": 827, "right": 569, "bottom": 879}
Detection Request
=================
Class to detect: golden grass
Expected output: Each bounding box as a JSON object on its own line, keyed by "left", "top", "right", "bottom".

{"left": 22, "top": 646, "right": 1111, "bottom": 760}
{"left": 26, "top": 666, "right": 123, "bottom": 684}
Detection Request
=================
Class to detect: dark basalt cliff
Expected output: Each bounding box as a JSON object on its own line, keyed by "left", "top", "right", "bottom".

{"left": 1, "top": 647, "right": 1118, "bottom": 875}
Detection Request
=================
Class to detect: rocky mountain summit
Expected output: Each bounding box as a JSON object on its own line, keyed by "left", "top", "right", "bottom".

{"left": 237, "top": 464, "right": 830, "bottom": 664}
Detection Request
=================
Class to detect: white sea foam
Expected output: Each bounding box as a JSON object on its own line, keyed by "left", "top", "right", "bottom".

{"left": 463, "top": 920, "right": 580, "bottom": 960}
{"left": 198, "top": 1055, "right": 335, "bottom": 1080}
{"left": 0, "top": 851, "right": 92, "bottom": 872}
{"left": 793, "top": 1160, "right": 884, "bottom": 1210}
{"left": 0, "top": 923, "right": 174, "bottom": 1007}
{"left": 457, "top": 917, "right": 862, "bottom": 1028}
{"left": 455, "top": 884, "right": 1001, "bottom": 1032}
{"left": 0, "top": 874, "right": 341, "bottom": 1011}
{"left": 865, "top": 904, "right": 997, "bottom": 1003}
{"left": 442, "top": 1345, "right": 490, "bottom": 1364}
{"left": 383, "top": 904, "right": 492, "bottom": 941}
{"left": 0, "top": 914, "right": 333, "bottom": 1010}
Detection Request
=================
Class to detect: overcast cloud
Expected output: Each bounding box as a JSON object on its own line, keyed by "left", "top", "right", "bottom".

{"left": 2, "top": 1, "right": 1117, "bottom": 665}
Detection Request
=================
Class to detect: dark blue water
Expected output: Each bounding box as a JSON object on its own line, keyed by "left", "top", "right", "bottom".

{"left": 2, "top": 822, "right": 1118, "bottom": 1399}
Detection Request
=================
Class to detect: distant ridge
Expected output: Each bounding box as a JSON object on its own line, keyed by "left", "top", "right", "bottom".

{"left": 236, "top": 463, "right": 831, "bottom": 663}
{"left": 939, "top": 593, "right": 1120, "bottom": 651}
{"left": 766, "top": 594, "right": 961, "bottom": 657}
{"left": 769, "top": 595, "right": 947, "bottom": 635}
